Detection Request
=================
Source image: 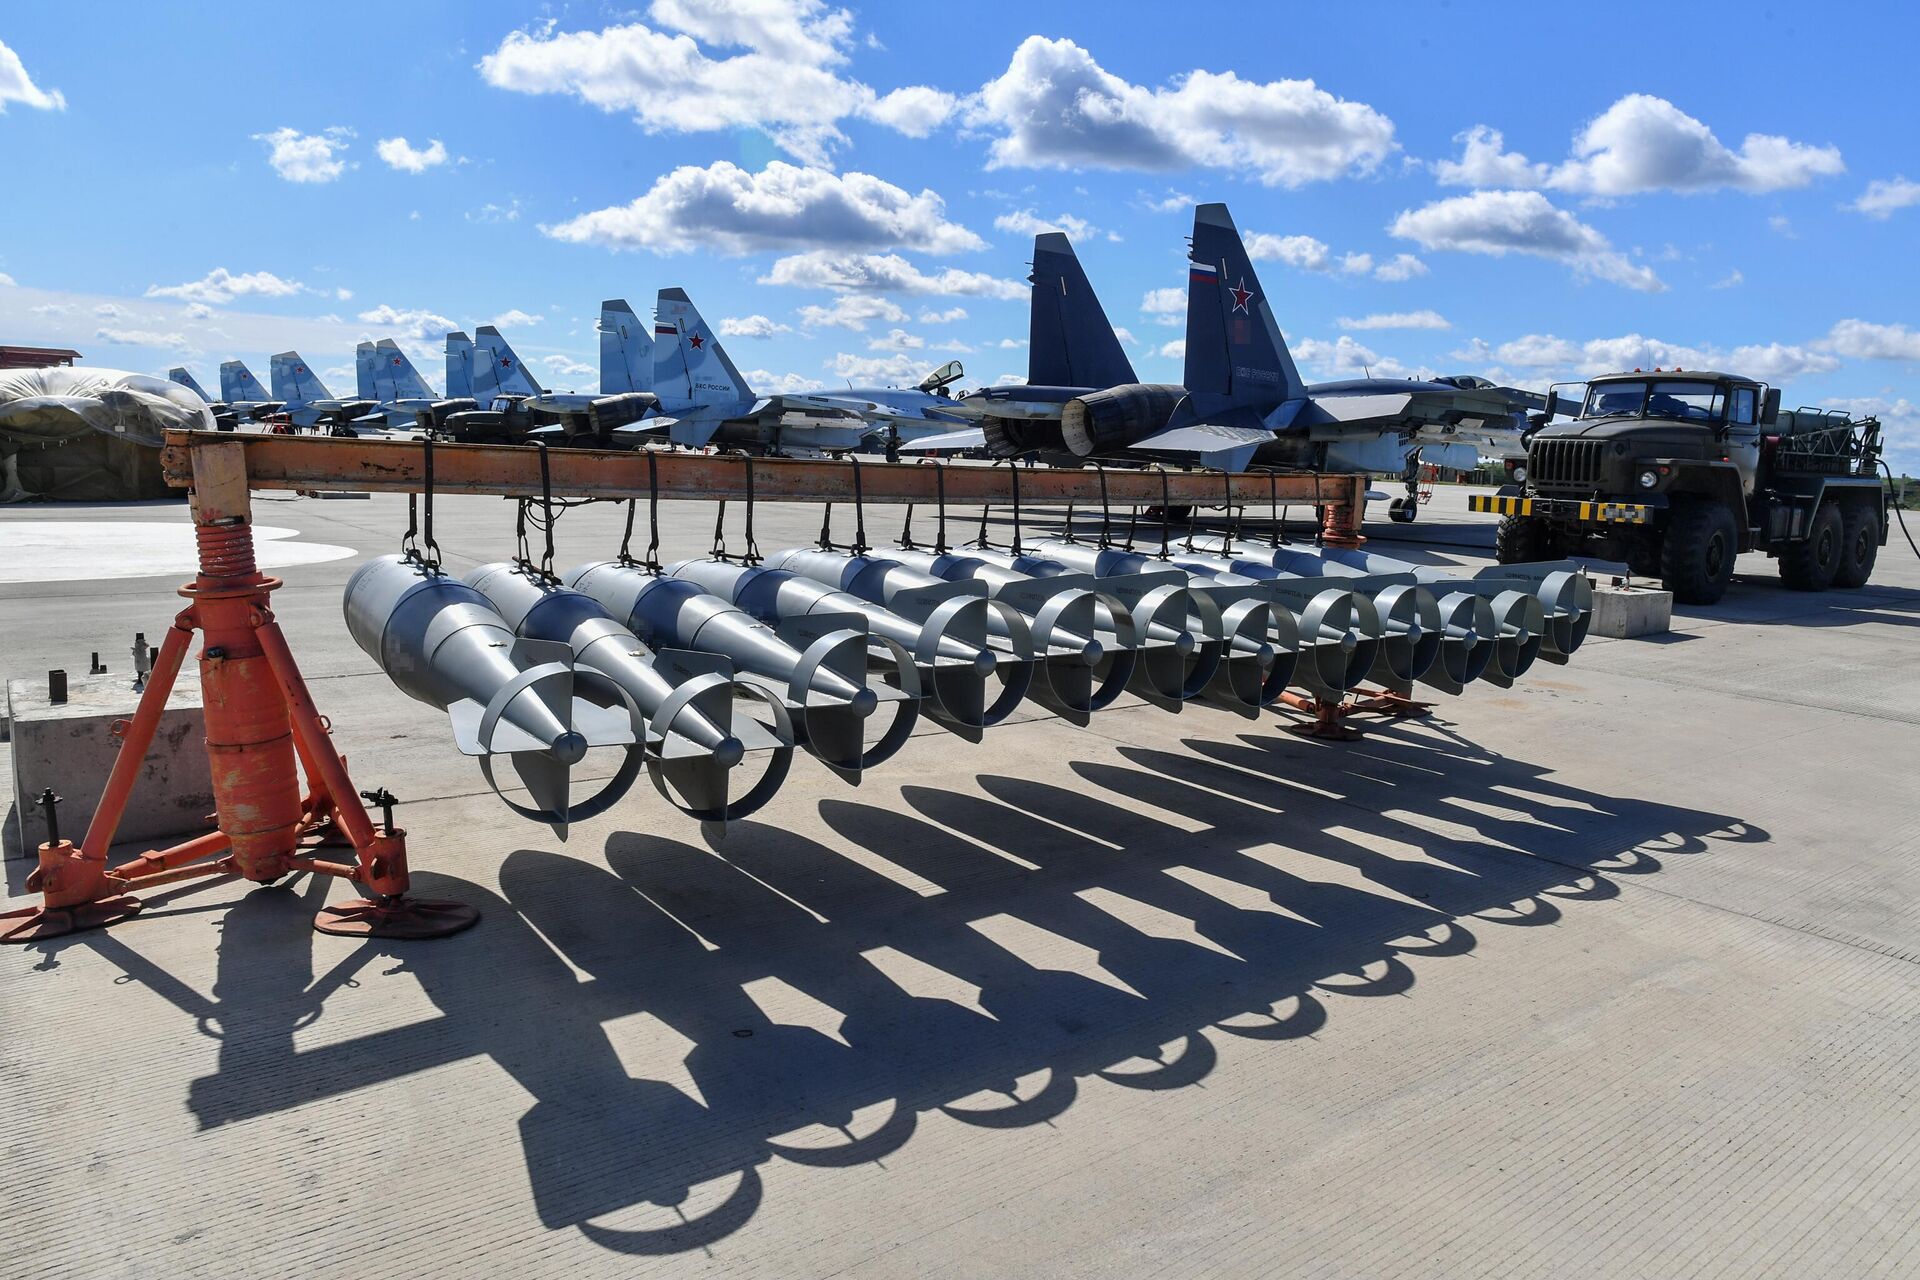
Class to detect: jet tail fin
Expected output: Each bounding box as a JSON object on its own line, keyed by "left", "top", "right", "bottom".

{"left": 1183, "top": 202, "right": 1306, "bottom": 406}
{"left": 654, "top": 287, "right": 753, "bottom": 410}
{"left": 445, "top": 331, "right": 475, "bottom": 400}
{"left": 169, "top": 367, "right": 213, "bottom": 402}
{"left": 220, "top": 360, "right": 270, "bottom": 404}
{"left": 474, "top": 326, "right": 543, "bottom": 398}
{"left": 376, "top": 338, "right": 436, "bottom": 399}
{"left": 599, "top": 298, "right": 653, "bottom": 395}
{"left": 271, "top": 351, "right": 333, "bottom": 404}
{"left": 1028, "top": 232, "right": 1136, "bottom": 388}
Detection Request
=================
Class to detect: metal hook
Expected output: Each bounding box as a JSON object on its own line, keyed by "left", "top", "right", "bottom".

{"left": 1155, "top": 465, "right": 1172, "bottom": 558}
{"left": 1094, "top": 462, "right": 1112, "bottom": 548}
{"left": 932, "top": 459, "right": 949, "bottom": 555}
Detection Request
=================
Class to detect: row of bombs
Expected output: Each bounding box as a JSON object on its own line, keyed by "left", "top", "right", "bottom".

{"left": 343, "top": 539, "right": 1592, "bottom": 832}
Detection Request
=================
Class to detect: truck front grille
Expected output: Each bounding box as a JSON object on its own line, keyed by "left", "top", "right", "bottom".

{"left": 1531, "top": 438, "right": 1606, "bottom": 494}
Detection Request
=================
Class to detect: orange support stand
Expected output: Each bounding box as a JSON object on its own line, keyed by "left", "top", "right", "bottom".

{"left": 1274, "top": 686, "right": 1434, "bottom": 741}
{"left": 2, "top": 441, "right": 476, "bottom": 945}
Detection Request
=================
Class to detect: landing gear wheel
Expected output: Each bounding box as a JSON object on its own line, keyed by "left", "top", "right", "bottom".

{"left": 1386, "top": 497, "right": 1418, "bottom": 523}
{"left": 1495, "top": 514, "right": 1551, "bottom": 564}
{"left": 1661, "top": 499, "right": 1739, "bottom": 605}
{"left": 1777, "top": 500, "right": 1843, "bottom": 592}
{"left": 1833, "top": 501, "right": 1879, "bottom": 589}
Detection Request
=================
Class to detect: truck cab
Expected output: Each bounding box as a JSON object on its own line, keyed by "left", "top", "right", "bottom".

{"left": 1478, "top": 369, "right": 1885, "bottom": 604}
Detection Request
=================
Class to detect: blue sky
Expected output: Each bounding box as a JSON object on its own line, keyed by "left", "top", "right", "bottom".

{"left": 3, "top": 0, "right": 1917, "bottom": 465}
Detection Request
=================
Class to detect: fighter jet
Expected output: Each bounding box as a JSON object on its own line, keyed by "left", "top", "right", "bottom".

{"left": 216, "top": 360, "right": 284, "bottom": 421}
{"left": 414, "top": 317, "right": 657, "bottom": 447}
{"left": 350, "top": 339, "right": 441, "bottom": 427}
{"left": 649, "top": 287, "right": 973, "bottom": 457}
{"left": 599, "top": 298, "right": 652, "bottom": 395}
{"left": 269, "top": 352, "right": 376, "bottom": 431}
{"left": 906, "top": 210, "right": 1537, "bottom": 516}
{"left": 167, "top": 367, "right": 241, "bottom": 428}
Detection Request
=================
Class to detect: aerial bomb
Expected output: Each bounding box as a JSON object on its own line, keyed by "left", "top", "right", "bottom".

{"left": 342, "top": 555, "right": 642, "bottom": 835}
{"left": 466, "top": 562, "right": 794, "bottom": 824}
{"left": 1032, "top": 540, "right": 1304, "bottom": 713}
{"left": 566, "top": 561, "right": 916, "bottom": 783}
{"left": 673, "top": 555, "right": 1025, "bottom": 739}
{"left": 960, "top": 545, "right": 1210, "bottom": 707}
{"left": 877, "top": 546, "right": 1137, "bottom": 720}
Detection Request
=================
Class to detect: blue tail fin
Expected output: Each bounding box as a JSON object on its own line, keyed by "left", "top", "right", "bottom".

{"left": 271, "top": 351, "right": 333, "bottom": 404}
{"left": 220, "top": 360, "right": 270, "bottom": 403}
{"left": 653, "top": 288, "right": 753, "bottom": 410}
{"left": 445, "top": 332, "right": 474, "bottom": 400}
{"left": 1183, "top": 202, "right": 1305, "bottom": 405}
{"left": 354, "top": 343, "right": 380, "bottom": 400}
{"left": 474, "top": 326, "right": 543, "bottom": 398}
{"left": 377, "top": 339, "right": 436, "bottom": 399}
{"left": 169, "top": 367, "right": 213, "bottom": 401}
{"left": 1028, "top": 233, "right": 1136, "bottom": 388}
{"left": 599, "top": 299, "right": 653, "bottom": 395}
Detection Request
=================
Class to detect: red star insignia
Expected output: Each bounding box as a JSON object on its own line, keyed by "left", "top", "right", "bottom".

{"left": 688, "top": 333, "right": 705, "bottom": 350}
{"left": 393, "top": 357, "right": 403, "bottom": 365}
{"left": 1229, "top": 279, "right": 1254, "bottom": 314}
{"left": 500, "top": 357, "right": 512, "bottom": 367}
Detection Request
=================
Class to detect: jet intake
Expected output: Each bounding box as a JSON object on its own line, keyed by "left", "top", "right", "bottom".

{"left": 1059, "top": 384, "right": 1184, "bottom": 457}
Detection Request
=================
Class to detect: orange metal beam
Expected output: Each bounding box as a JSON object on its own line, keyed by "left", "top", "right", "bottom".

{"left": 159, "top": 429, "right": 1366, "bottom": 514}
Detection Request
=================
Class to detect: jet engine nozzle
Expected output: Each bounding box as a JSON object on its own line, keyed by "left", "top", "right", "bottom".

{"left": 1059, "top": 383, "right": 1185, "bottom": 456}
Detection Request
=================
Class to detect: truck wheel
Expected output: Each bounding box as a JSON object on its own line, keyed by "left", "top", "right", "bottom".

{"left": 1626, "top": 540, "right": 1660, "bottom": 578}
{"left": 1660, "top": 499, "right": 1738, "bottom": 605}
{"left": 1833, "top": 501, "right": 1879, "bottom": 589}
{"left": 1494, "top": 514, "right": 1550, "bottom": 564}
{"left": 1777, "top": 501, "right": 1843, "bottom": 592}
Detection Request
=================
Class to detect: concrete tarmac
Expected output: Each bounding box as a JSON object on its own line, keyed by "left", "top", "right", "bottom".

{"left": 3, "top": 485, "right": 1918, "bottom": 1278}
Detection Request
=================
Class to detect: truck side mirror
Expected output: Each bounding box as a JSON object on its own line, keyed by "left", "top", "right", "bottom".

{"left": 1543, "top": 389, "right": 1563, "bottom": 420}
{"left": 1761, "top": 387, "right": 1781, "bottom": 425}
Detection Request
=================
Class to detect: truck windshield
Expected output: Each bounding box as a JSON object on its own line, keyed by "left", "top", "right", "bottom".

{"left": 1582, "top": 380, "right": 1724, "bottom": 423}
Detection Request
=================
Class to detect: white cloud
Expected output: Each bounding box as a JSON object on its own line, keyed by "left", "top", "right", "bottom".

{"left": 1710, "top": 269, "right": 1744, "bottom": 289}
{"left": 1432, "top": 126, "right": 1551, "bottom": 188}
{"left": 759, "top": 249, "right": 1022, "bottom": 298}
{"left": 918, "top": 306, "right": 967, "bottom": 324}
{"left": 719, "top": 314, "right": 793, "bottom": 338}
{"left": 94, "top": 303, "right": 122, "bottom": 319}
{"left": 542, "top": 353, "right": 594, "bottom": 378}
{"left": 1373, "top": 253, "right": 1427, "bottom": 282}
{"left": 868, "top": 327, "right": 925, "bottom": 351}
{"left": 1435, "top": 99, "right": 1843, "bottom": 197}
{"left": 993, "top": 209, "right": 1095, "bottom": 239}
{"left": 968, "top": 36, "right": 1396, "bottom": 187}
{"left": 1112, "top": 326, "right": 1136, "bottom": 346}
{"left": 1338, "top": 252, "right": 1373, "bottom": 275}
{"left": 1338, "top": 310, "right": 1450, "bottom": 331}
{"left": 253, "top": 126, "right": 354, "bottom": 184}
{"left": 1157, "top": 339, "right": 1186, "bottom": 359}
{"left": 1389, "top": 190, "right": 1664, "bottom": 292}
{"left": 1850, "top": 176, "right": 1920, "bottom": 220}
{"left": 488, "top": 308, "right": 542, "bottom": 328}
{"left": 1293, "top": 335, "right": 1427, "bottom": 380}
{"left": 358, "top": 304, "right": 458, "bottom": 340}
{"left": 1824, "top": 320, "right": 1920, "bottom": 362}
{"left": 184, "top": 303, "right": 215, "bottom": 320}
{"left": 544, "top": 161, "right": 984, "bottom": 255}
{"left": 745, "top": 368, "right": 828, "bottom": 394}
{"left": 797, "top": 294, "right": 908, "bottom": 331}
{"left": 94, "top": 326, "right": 186, "bottom": 348}
{"left": 1726, "top": 342, "right": 1841, "bottom": 381}
{"left": 826, "top": 351, "right": 932, "bottom": 384}
{"left": 0, "top": 38, "right": 65, "bottom": 112}
{"left": 997, "top": 338, "right": 1028, "bottom": 349}
{"left": 1141, "top": 286, "right": 1185, "bottom": 325}
{"left": 1457, "top": 331, "right": 1838, "bottom": 384}
{"left": 479, "top": 9, "right": 952, "bottom": 165}
{"left": 1245, "top": 232, "right": 1330, "bottom": 271}
{"left": 0, "top": 273, "right": 14, "bottom": 287}
{"left": 1769, "top": 215, "right": 1794, "bottom": 236}
{"left": 336, "top": 287, "right": 354, "bottom": 301}
{"left": 376, "top": 136, "right": 450, "bottom": 173}
{"left": 146, "top": 268, "right": 306, "bottom": 306}
{"left": 1141, "top": 188, "right": 1193, "bottom": 213}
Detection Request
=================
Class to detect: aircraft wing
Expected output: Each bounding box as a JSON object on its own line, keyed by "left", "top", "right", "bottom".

{"left": 899, "top": 426, "right": 987, "bottom": 452}
{"left": 1310, "top": 393, "right": 1417, "bottom": 424}
{"left": 1126, "top": 423, "right": 1274, "bottom": 471}
{"left": 769, "top": 394, "right": 871, "bottom": 420}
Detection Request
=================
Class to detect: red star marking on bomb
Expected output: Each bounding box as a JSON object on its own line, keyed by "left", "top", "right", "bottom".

{"left": 689, "top": 333, "right": 705, "bottom": 350}
{"left": 1229, "top": 279, "right": 1254, "bottom": 314}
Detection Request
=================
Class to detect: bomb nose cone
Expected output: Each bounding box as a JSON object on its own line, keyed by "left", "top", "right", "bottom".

{"left": 850, "top": 687, "right": 878, "bottom": 717}
{"left": 1079, "top": 638, "right": 1104, "bottom": 666}
{"left": 972, "top": 649, "right": 996, "bottom": 677}
{"left": 1173, "top": 630, "right": 1196, "bottom": 656}
{"left": 711, "top": 736, "right": 745, "bottom": 770}
{"left": 1340, "top": 630, "right": 1359, "bottom": 653}
{"left": 1461, "top": 628, "right": 1478, "bottom": 647}
{"left": 549, "top": 731, "right": 588, "bottom": 766}
{"left": 1404, "top": 621, "right": 1424, "bottom": 644}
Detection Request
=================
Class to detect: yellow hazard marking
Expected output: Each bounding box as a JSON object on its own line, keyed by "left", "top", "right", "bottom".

{"left": 1469, "top": 495, "right": 1533, "bottom": 516}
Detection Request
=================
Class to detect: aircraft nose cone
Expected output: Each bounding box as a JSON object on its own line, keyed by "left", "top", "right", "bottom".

{"left": 549, "top": 731, "right": 588, "bottom": 766}
{"left": 711, "top": 736, "right": 745, "bottom": 770}
{"left": 850, "top": 687, "right": 878, "bottom": 717}
{"left": 1079, "top": 638, "right": 1105, "bottom": 666}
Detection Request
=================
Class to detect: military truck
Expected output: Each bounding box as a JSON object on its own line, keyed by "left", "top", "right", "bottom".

{"left": 1472, "top": 370, "right": 1887, "bottom": 604}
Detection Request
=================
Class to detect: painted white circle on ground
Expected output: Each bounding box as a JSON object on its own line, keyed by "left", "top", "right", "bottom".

{"left": 0, "top": 521, "right": 355, "bottom": 584}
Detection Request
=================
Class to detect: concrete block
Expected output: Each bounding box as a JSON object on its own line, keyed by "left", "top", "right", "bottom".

{"left": 6, "top": 671, "right": 213, "bottom": 858}
{"left": 1591, "top": 581, "right": 1672, "bottom": 639}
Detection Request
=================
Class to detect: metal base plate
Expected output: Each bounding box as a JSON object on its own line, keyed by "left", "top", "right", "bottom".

{"left": 0, "top": 894, "right": 145, "bottom": 945}
{"left": 313, "top": 897, "right": 480, "bottom": 940}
